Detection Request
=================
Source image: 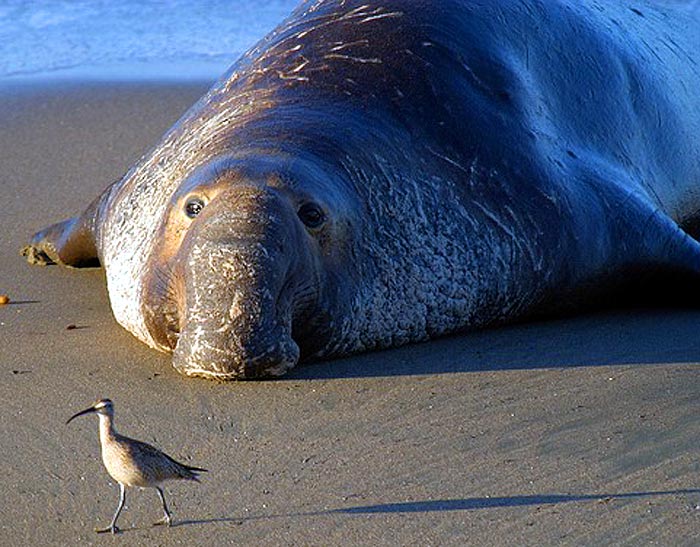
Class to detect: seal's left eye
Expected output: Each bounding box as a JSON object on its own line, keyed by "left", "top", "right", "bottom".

{"left": 185, "top": 197, "right": 205, "bottom": 218}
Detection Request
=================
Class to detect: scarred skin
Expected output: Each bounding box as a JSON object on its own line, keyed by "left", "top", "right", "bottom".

{"left": 22, "top": 0, "right": 700, "bottom": 379}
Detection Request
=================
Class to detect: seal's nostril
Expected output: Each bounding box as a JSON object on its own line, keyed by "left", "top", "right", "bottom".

{"left": 239, "top": 333, "right": 301, "bottom": 379}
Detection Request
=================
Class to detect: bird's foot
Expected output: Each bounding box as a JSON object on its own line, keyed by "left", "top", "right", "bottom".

{"left": 153, "top": 515, "right": 172, "bottom": 527}
{"left": 95, "top": 524, "right": 120, "bottom": 534}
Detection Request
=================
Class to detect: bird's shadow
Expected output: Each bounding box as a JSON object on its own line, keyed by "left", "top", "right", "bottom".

{"left": 172, "top": 488, "right": 700, "bottom": 528}
{"left": 283, "top": 309, "right": 700, "bottom": 380}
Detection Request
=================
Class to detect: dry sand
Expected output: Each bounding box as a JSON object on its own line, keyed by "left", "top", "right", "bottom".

{"left": 0, "top": 80, "right": 698, "bottom": 546}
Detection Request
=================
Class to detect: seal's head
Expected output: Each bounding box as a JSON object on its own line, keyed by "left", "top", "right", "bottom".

{"left": 142, "top": 155, "right": 360, "bottom": 379}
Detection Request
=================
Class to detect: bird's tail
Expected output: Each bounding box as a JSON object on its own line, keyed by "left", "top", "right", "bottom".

{"left": 184, "top": 464, "right": 208, "bottom": 482}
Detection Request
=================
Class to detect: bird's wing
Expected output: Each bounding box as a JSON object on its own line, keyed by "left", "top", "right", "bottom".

{"left": 116, "top": 434, "right": 202, "bottom": 480}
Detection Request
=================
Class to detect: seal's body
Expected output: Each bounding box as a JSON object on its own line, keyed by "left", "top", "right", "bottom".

{"left": 23, "top": 0, "right": 700, "bottom": 379}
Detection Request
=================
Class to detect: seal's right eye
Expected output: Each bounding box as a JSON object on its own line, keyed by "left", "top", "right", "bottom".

{"left": 184, "top": 197, "right": 205, "bottom": 219}
{"left": 297, "top": 202, "right": 326, "bottom": 229}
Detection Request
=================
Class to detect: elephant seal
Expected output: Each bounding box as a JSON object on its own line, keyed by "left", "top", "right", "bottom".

{"left": 22, "top": 0, "right": 700, "bottom": 379}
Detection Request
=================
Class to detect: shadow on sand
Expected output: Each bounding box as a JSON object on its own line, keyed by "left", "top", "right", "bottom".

{"left": 284, "top": 309, "right": 700, "bottom": 380}
{"left": 331, "top": 490, "right": 700, "bottom": 513}
{"left": 173, "top": 488, "right": 700, "bottom": 527}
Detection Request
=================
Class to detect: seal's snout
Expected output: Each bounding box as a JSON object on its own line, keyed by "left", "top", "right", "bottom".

{"left": 171, "top": 183, "right": 315, "bottom": 380}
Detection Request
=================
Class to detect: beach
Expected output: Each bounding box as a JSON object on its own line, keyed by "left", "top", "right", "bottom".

{"left": 0, "top": 78, "right": 699, "bottom": 545}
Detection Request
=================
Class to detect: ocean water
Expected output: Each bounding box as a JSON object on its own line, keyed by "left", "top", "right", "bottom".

{"left": 1, "top": 0, "right": 698, "bottom": 82}
{"left": 0, "top": 0, "right": 298, "bottom": 81}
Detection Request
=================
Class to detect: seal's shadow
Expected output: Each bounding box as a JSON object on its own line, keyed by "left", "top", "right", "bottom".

{"left": 288, "top": 309, "right": 700, "bottom": 380}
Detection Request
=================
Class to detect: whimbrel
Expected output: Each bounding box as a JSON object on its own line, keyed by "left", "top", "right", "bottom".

{"left": 66, "top": 398, "right": 207, "bottom": 534}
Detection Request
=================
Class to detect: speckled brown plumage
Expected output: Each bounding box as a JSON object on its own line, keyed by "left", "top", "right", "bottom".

{"left": 67, "top": 398, "right": 206, "bottom": 534}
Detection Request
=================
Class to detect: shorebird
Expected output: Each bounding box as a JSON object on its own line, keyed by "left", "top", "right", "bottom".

{"left": 66, "top": 398, "right": 207, "bottom": 534}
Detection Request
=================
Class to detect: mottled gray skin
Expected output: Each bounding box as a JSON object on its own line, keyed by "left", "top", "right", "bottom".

{"left": 23, "top": 0, "right": 700, "bottom": 379}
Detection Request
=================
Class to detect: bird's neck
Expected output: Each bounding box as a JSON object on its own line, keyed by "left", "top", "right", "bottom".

{"left": 97, "top": 413, "right": 116, "bottom": 444}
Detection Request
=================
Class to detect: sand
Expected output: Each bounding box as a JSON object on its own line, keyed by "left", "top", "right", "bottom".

{"left": 0, "top": 80, "right": 698, "bottom": 546}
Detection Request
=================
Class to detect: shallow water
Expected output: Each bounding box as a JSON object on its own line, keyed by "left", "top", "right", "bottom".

{"left": 0, "top": 0, "right": 298, "bottom": 81}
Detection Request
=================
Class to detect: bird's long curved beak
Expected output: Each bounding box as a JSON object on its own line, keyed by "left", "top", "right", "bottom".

{"left": 66, "top": 406, "right": 96, "bottom": 425}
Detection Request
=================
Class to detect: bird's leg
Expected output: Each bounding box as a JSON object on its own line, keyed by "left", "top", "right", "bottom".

{"left": 153, "top": 486, "right": 172, "bottom": 527}
{"left": 96, "top": 482, "right": 125, "bottom": 534}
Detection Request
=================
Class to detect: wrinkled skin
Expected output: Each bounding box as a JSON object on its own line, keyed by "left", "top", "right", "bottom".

{"left": 22, "top": 0, "right": 700, "bottom": 379}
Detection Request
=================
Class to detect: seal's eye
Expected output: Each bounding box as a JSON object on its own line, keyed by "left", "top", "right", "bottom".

{"left": 184, "top": 197, "right": 205, "bottom": 219}
{"left": 297, "top": 202, "right": 326, "bottom": 229}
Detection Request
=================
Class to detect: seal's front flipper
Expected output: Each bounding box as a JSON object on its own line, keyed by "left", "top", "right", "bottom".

{"left": 21, "top": 216, "right": 99, "bottom": 267}
{"left": 21, "top": 180, "right": 117, "bottom": 268}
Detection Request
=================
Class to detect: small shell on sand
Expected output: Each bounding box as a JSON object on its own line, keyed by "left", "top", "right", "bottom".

{"left": 0, "top": 295, "right": 9, "bottom": 305}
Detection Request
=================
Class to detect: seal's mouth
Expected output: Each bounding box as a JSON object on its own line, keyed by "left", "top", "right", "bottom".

{"left": 179, "top": 359, "right": 295, "bottom": 381}
{"left": 172, "top": 322, "right": 301, "bottom": 380}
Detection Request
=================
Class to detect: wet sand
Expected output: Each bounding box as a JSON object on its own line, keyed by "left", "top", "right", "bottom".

{"left": 0, "top": 80, "right": 698, "bottom": 545}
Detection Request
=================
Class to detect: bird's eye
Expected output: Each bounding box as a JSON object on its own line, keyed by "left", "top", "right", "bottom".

{"left": 184, "top": 197, "right": 205, "bottom": 219}
{"left": 297, "top": 202, "right": 326, "bottom": 229}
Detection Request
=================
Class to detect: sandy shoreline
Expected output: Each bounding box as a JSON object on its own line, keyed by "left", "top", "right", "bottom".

{"left": 0, "top": 80, "right": 698, "bottom": 545}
